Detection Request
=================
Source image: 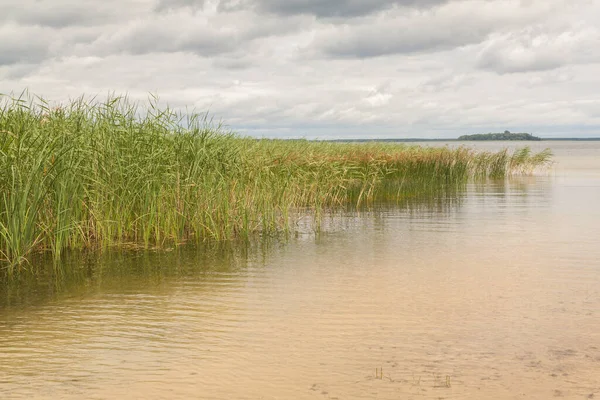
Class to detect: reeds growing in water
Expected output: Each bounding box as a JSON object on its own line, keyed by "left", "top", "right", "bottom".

{"left": 0, "top": 93, "right": 552, "bottom": 272}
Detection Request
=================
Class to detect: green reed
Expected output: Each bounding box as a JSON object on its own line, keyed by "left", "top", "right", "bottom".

{"left": 0, "top": 93, "right": 552, "bottom": 272}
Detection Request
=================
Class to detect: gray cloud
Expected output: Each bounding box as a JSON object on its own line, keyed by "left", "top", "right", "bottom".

{"left": 212, "top": 55, "right": 256, "bottom": 70}
{"left": 311, "top": 1, "right": 565, "bottom": 58}
{"left": 156, "top": 0, "right": 450, "bottom": 17}
{"left": 154, "top": 0, "right": 208, "bottom": 11}
{"left": 476, "top": 26, "right": 600, "bottom": 74}
{"left": 477, "top": 43, "right": 564, "bottom": 74}
{"left": 234, "top": 0, "right": 449, "bottom": 17}
{"left": 0, "top": 42, "right": 50, "bottom": 66}
{"left": 0, "top": 24, "right": 54, "bottom": 65}
{"left": 78, "top": 7, "right": 309, "bottom": 59}
{"left": 419, "top": 73, "right": 474, "bottom": 93}
{"left": 1, "top": 0, "right": 129, "bottom": 28}
{"left": 88, "top": 21, "right": 238, "bottom": 57}
{"left": 4, "top": 8, "right": 111, "bottom": 28}
{"left": 0, "top": 64, "right": 40, "bottom": 80}
{"left": 316, "top": 23, "right": 487, "bottom": 58}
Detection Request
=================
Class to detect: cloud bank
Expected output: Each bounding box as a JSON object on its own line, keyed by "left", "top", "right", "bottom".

{"left": 1, "top": 0, "right": 599, "bottom": 138}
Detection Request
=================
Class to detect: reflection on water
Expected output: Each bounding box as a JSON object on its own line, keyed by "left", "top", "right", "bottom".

{"left": 1, "top": 142, "right": 600, "bottom": 400}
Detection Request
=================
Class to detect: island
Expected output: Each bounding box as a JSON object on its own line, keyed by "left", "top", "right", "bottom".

{"left": 458, "top": 131, "right": 541, "bottom": 141}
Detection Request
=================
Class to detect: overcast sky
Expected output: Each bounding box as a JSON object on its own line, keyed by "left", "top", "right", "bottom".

{"left": 1, "top": 0, "right": 599, "bottom": 138}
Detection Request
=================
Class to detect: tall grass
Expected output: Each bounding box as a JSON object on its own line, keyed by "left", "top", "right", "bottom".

{"left": 0, "top": 93, "right": 552, "bottom": 272}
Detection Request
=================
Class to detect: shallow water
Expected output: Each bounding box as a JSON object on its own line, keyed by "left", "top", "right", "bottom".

{"left": 1, "top": 141, "right": 599, "bottom": 400}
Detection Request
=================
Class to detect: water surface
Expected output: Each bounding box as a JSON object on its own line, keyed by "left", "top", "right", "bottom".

{"left": 1, "top": 141, "right": 599, "bottom": 399}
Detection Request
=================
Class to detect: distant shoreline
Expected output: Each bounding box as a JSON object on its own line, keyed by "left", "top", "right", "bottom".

{"left": 320, "top": 138, "right": 600, "bottom": 142}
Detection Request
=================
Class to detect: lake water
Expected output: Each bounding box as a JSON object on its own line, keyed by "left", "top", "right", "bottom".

{"left": 1, "top": 141, "right": 599, "bottom": 399}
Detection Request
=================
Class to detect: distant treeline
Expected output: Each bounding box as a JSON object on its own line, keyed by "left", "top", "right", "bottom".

{"left": 324, "top": 138, "right": 452, "bottom": 143}
{"left": 458, "top": 131, "right": 541, "bottom": 141}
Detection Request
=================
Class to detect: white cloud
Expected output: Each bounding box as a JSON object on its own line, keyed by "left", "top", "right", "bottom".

{"left": 477, "top": 25, "right": 600, "bottom": 73}
{"left": 0, "top": 0, "right": 145, "bottom": 27}
{"left": 309, "top": 0, "right": 566, "bottom": 58}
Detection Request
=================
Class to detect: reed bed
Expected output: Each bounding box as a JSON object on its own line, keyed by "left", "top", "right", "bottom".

{"left": 0, "top": 94, "right": 552, "bottom": 272}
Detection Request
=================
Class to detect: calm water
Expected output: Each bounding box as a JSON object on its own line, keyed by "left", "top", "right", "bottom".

{"left": 1, "top": 141, "right": 599, "bottom": 400}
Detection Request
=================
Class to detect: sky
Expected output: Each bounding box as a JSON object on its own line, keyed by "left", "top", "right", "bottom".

{"left": 1, "top": 0, "right": 599, "bottom": 139}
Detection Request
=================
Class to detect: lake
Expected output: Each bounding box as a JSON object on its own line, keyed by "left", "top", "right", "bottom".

{"left": 1, "top": 141, "right": 599, "bottom": 399}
